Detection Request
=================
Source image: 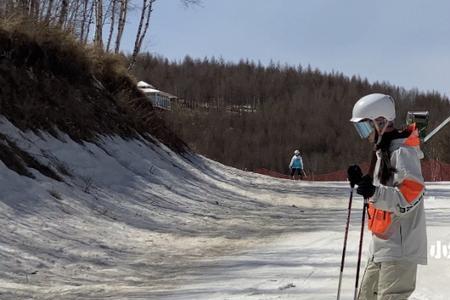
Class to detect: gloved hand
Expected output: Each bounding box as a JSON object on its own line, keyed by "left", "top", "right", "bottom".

{"left": 347, "top": 165, "right": 363, "bottom": 188}
{"left": 356, "top": 175, "right": 376, "bottom": 199}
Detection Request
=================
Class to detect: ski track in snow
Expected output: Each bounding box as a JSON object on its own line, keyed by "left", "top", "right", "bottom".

{"left": 0, "top": 116, "right": 449, "bottom": 299}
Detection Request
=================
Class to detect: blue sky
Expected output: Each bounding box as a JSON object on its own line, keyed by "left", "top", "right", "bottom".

{"left": 123, "top": 0, "right": 450, "bottom": 98}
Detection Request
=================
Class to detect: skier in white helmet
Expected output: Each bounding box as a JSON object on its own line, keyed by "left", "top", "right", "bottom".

{"left": 289, "top": 149, "right": 306, "bottom": 180}
{"left": 347, "top": 93, "right": 427, "bottom": 299}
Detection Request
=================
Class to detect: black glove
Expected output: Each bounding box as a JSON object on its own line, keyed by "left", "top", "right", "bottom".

{"left": 356, "top": 175, "right": 376, "bottom": 199}
{"left": 347, "top": 165, "right": 363, "bottom": 188}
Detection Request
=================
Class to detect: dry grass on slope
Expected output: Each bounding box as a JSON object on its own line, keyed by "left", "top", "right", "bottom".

{"left": 0, "top": 18, "right": 186, "bottom": 154}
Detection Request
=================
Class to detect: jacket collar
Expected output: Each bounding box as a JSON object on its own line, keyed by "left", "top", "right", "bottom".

{"left": 388, "top": 123, "right": 424, "bottom": 159}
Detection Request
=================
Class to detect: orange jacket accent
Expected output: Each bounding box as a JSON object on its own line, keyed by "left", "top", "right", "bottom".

{"left": 404, "top": 123, "right": 420, "bottom": 147}
{"left": 367, "top": 178, "right": 423, "bottom": 238}
{"left": 368, "top": 203, "right": 392, "bottom": 240}
{"left": 399, "top": 179, "right": 424, "bottom": 203}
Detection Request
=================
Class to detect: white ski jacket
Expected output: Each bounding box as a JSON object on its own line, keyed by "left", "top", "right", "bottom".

{"left": 369, "top": 126, "right": 427, "bottom": 265}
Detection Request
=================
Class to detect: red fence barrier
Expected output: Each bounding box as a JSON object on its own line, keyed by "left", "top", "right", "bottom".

{"left": 254, "top": 160, "right": 450, "bottom": 181}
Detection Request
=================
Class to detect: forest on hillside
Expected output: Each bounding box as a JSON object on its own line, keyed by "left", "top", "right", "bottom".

{"left": 132, "top": 54, "right": 450, "bottom": 175}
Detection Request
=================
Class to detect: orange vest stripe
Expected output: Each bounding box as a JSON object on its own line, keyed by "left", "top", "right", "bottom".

{"left": 404, "top": 123, "right": 420, "bottom": 147}
{"left": 399, "top": 179, "right": 424, "bottom": 203}
{"left": 367, "top": 203, "right": 392, "bottom": 239}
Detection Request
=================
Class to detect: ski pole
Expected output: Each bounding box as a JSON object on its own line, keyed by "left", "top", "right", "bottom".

{"left": 336, "top": 187, "right": 354, "bottom": 300}
{"left": 424, "top": 114, "right": 450, "bottom": 143}
{"left": 353, "top": 198, "right": 368, "bottom": 300}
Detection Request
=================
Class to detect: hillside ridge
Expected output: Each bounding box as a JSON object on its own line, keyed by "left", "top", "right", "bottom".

{"left": 0, "top": 23, "right": 186, "bottom": 177}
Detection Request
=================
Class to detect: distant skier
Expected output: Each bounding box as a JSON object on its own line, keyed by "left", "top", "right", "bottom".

{"left": 289, "top": 150, "right": 306, "bottom": 180}
{"left": 347, "top": 94, "right": 427, "bottom": 299}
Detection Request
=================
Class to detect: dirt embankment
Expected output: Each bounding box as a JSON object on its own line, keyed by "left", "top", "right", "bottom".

{"left": 0, "top": 21, "right": 186, "bottom": 178}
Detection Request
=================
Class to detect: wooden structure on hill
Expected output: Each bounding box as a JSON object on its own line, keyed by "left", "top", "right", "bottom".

{"left": 137, "top": 81, "right": 177, "bottom": 111}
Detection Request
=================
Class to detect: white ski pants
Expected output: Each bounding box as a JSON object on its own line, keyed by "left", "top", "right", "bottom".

{"left": 358, "top": 258, "right": 417, "bottom": 300}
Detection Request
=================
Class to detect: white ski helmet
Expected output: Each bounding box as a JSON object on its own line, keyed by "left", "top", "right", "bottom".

{"left": 351, "top": 93, "right": 396, "bottom": 123}
{"left": 350, "top": 93, "right": 396, "bottom": 139}
{"left": 294, "top": 149, "right": 300, "bottom": 155}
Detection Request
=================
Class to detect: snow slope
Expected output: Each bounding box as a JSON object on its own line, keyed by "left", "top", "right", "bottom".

{"left": 0, "top": 116, "right": 449, "bottom": 299}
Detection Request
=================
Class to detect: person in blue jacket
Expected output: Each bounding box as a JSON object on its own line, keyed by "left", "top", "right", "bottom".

{"left": 289, "top": 150, "right": 306, "bottom": 180}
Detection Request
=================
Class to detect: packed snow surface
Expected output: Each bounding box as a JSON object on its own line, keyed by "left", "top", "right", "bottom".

{"left": 0, "top": 116, "right": 449, "bottom": 299}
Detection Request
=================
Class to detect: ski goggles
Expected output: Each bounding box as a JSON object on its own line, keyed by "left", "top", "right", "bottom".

{"left": 353, "top": 120, "right": 375, "bottom": 139}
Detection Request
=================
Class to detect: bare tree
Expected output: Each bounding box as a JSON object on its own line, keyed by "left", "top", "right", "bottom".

{"left": 79, "top": 0, "right": 89, "bottom": 42}
{"left": 66, "top": 0, "right": 82, "bottom": 33}
{"left": 18, "top": 0, "right": 29, "bottom": 15}
{"left": 94, "top": 0, "right": 103, "bottom": 48}
{"left": 44, "top": 0, "right": 55, "bottom": 23}
{"left": 127, "top": 0, "right": 201, "bottom": 69}
{"left": 114, "top": 0, "right": 128, "bottom": 53}
{"left": 30, "top": 0, "right": 40, "bottom": 19}
{"left": 84, "top": 0, "right": 95, "bottom": 44}
{"left": 0, "top": 0, "right": 202, "bottom": 60}
{"left": 128, "top": 0, "right": 154, "bottom": 70}
{"left": 106, "top": 0, "right": 117, "bottom": 51}
{"left": 58, "top": 0, "right": 68, "bottom": 26}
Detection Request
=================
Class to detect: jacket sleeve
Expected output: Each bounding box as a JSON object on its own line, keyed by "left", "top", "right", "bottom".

{"left": 299, "top": 156, "right": 304, "bottom": 169}
{"left": 371, "top": 147, "right": 425, "bottom": 216}
{"left": 289, "top": 156, "right": 294, "bottom": 168}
